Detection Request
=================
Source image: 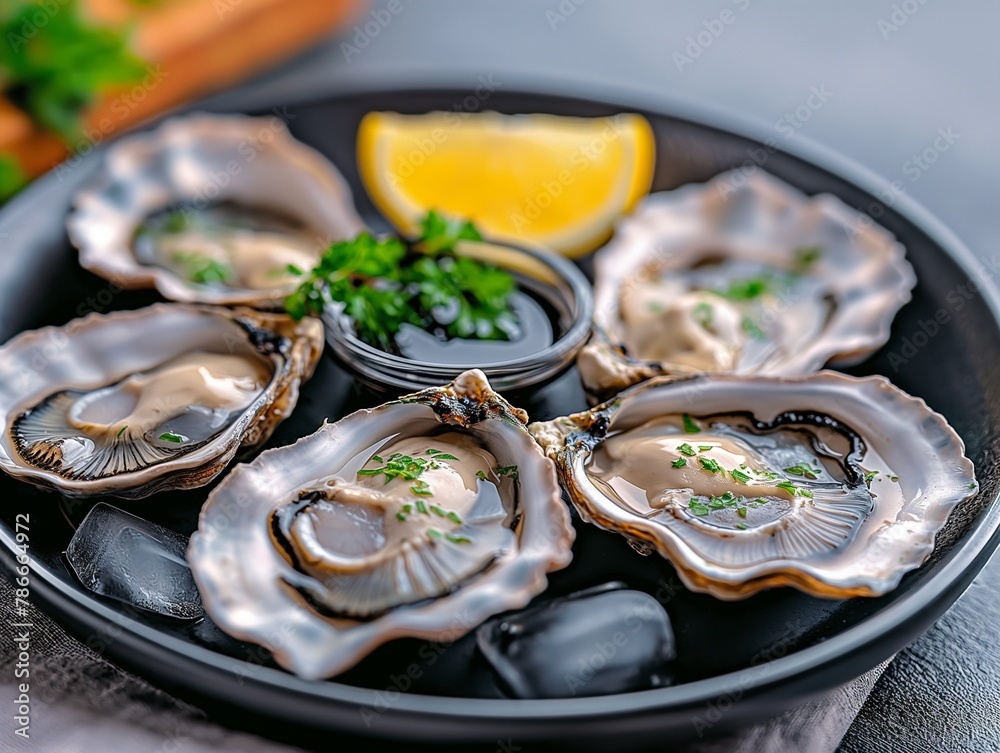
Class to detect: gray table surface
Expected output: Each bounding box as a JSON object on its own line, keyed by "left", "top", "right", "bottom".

{"left": 3, "top": 1, "right": 1000, "bottom": 750}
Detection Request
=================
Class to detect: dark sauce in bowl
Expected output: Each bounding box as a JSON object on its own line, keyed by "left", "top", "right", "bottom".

{"left": 323, "top": 240, "right": 592, "bottom": 392}
{"left": 395, "top": 289, "right": 556, "bottom": 365}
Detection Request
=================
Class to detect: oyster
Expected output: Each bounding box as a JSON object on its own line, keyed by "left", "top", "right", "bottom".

{"left": 530, "top": 372, "right": 977, "bottom": 600}
{"left": 0, "top": 304, "right": 322, "bottom": 499}
{"left": 188, "top": 370, "right": 574, "bottom": 679}
{"left": 578, "top": 170, "right": 916, "bottom": 400}
{"left": 67, "top": 113, "right": 366, "bottom": 307}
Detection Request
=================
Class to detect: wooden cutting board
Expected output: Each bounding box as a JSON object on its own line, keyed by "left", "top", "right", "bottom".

{"left": 1, "top": 0, "right": 361, "bottom": 178}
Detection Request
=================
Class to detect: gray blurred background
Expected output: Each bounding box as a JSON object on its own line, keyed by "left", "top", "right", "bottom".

{"left": 239, "top": 0, "right": 997, "bottom": 263}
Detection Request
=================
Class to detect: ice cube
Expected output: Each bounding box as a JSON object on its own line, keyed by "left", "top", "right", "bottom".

{"left": 477, "top": 583, "right": 676, "bottom": 699}
{"left": 65, "top": 502, "right": 203, "bottom": 620}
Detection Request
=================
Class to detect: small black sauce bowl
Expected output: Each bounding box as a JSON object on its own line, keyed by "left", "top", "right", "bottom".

{"left": 322, "top": 240, "right": 594, "bottom": 392}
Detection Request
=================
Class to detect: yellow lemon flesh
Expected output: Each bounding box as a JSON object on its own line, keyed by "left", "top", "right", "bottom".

{"left": 357, "top": 111, "right": 655, "bottom": 257}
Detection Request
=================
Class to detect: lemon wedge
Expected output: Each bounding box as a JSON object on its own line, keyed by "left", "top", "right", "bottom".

{"left": 357, "top": 111, "right": 655, "bottom": 257}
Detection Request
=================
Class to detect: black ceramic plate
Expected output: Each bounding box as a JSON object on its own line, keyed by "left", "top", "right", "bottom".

{"left": 2, "top": 85, "right": 999, "bottom": 751}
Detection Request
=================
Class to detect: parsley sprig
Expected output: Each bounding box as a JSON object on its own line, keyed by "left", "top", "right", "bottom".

{"left": 285, "top": 211, "right": 519, "bottom": 351}
{"left": 0, "top": 1, "right": 147, "bottom": 144}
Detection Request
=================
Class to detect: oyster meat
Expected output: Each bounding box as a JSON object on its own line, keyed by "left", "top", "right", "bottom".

{"left": 578, "top": 170, "right": 916, "bottom": 400}
{"left": 0, "top": 304, "right": 323, "bottom": 499}
{"left": 530, "top": 372, "right": 977, "bottom": 600}
{"left": 134, "top": 203, "right": 318, "bottom": 292}
{"left": 271, "top": 431, "right": 517, "bottom": 618}
{"left": 67, "top": 113, "right": 366, "bottom": 307}
{"left": 189, "top": 370, "right": 574, "bottom": 679}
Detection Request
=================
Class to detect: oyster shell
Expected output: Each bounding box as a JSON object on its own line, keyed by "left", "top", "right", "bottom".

{"left": 67, "top": 113, "right": 366, "bottom": 307}
{"left": 578, "top": 170, "right": 916, "bottom": 400}
{"left": 0, "top": 304, "right": 323, "bottom": 499}
{"left": 188, "top": 370, "right": 574, "bottom": 679}
{"left": 530, "top": 372, "right": 977, "bottom": 600}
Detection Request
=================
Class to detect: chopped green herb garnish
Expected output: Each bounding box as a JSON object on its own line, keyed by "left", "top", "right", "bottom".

{"left": 671, "top": 458, "right": 687, "bottom": 468}
{"left": 864, "top": 470, "right": 879, "bottom": 485}
{"left": 692, "top": 301, "right": 714, "bottom": 330}
{"left": 172, "top": 253, "right": 233, "bottom": 285}
{"left": 730, "top": 468, "right": 751, "bottom": 484}
{"left": 737, "top": 507, "right": 747, "bottom": 518}
{"left": 682, "top": 414, "right": 701, "bottom": 433}
{"left": 372, "top": 455, "right": 383, "bottom": 463}
{"left": 689, "top": 499, "right": 711, "bottom": 517}
{"left": 784, "top": 462, "right": 821, "bottom": 480}
{"left": 401, "top": 503, "right": 413, "bottom": 514}
{"left": 359, "top": 454, "right": 434, "bottom": 484}
{"left": 792, "top": 246, "right": 823, "bottom": 273}
{"left": 475, "top": 470, "right": 487, "bottom": 480}
{"left": 415, "top": 499, "right": 429, "bottom": 515}
{"left": 776, "top": 481, "right": 814, "bottom": 499}
{"left": 969, "top": 482, "right": 977, "bottom": 490}
{"left": 742, "top": 316, "right": 766, "bottom": 340}
{"left": 698, "top": 445, "right": 714, "bottom": 452}
{"left": 717, "top": 275, "right": 773, "bottom": 302}
{"left": 285, "top": 263, "right": 304, "bottom": 276}
{"left": 425, "top": 448, "right": 441, "bottom": 455}
{"left": 189, "top": 259, "right": 231, "bottom": 284}
{"left": 429, "top": 505, "right": 447, "bottom": 517}
{"left": 162, "top": 210, "right": 188, "bottom": 233}
{"left": 285, "top": 213, "right": 517, "bottom": 350}
{"left": 158, "top": 432, "right": 183, "bottom": 443}
{"left": 709, "top": 492, "right": 736, "bottom": 509}
{"left": 411, "top": 480, "right": 434, "bottom": 496}
{"left": 699, "top": 457, "right": 723, "bottom": 474}
{"left": 395, "top": 511, "right": 407, "bottom": 522}
{"left": 446, "top": 511, "right": 463, "bottom": 525}
{"left": 677, "top": 443, "right": 697, "bottom": 457}
{"left": 497, "top": 465, "right": 519, "bottom": 481}
{"left": 736, "top": 523, "right": 748, "bottom": 530}
{"left": 445, "top": 533, "right": 472, "bottom": 544}
{"left": 889, "top": 475, "right": 899, "bottom": 483}
{"left": 116, "top": 425, "right": 128, "bottom": 439}
{"left": 431, "top": 453, "right": 458, "bottom": 461}
{"left": 690, "top": 491, "right": 747, "bottom": 516}
{"left": 426, "top": 528, "right": 443, "bottom": 539}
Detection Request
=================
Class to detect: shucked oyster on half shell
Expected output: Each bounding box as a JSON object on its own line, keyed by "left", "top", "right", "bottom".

{"left": 530, "top": 372, "right": 977, "bottom": 600}
{"left": 67, "top": 113, "right": 366, "bottom": 307}
{"left": 0, "top": 304, "right": 323, "bottom": 499}
{"left": 578, "top": 170, "right": 916, "bottom": 400}
{"left": 188, "top": 370, "right": 574, "bottom": 680}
